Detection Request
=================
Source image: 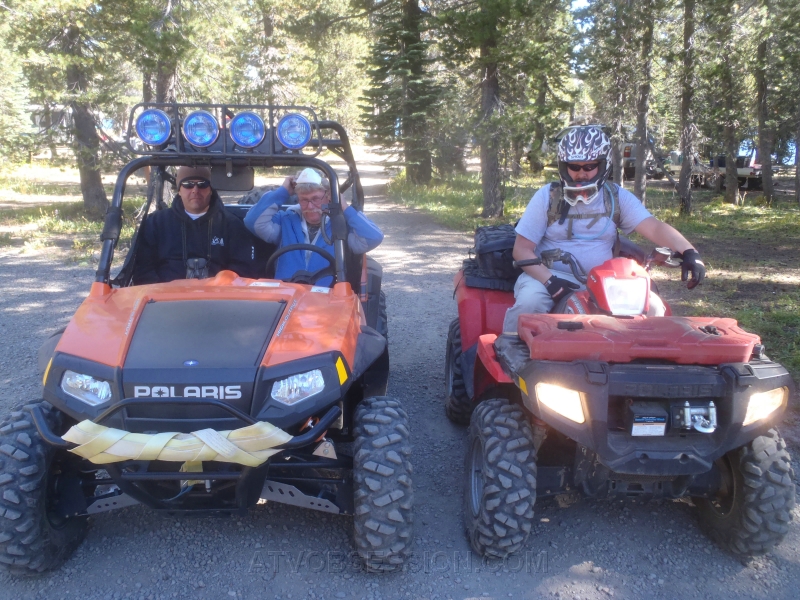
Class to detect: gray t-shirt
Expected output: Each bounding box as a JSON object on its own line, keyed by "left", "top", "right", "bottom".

{"left": 515, "top": 183, "right": 652, "bottom": 275}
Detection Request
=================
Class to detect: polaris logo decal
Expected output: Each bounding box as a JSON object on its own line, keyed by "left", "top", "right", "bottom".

{"left": 133, "top": 385, "right": 242, "bottom": 399}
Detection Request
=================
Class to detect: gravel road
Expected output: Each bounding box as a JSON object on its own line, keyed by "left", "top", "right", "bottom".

{"left": 0, "top": 161, "right": 799, "bottom": 600}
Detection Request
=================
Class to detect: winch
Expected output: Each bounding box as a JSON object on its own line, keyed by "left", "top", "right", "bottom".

{"left": 672, "top": 400, "right": 717, "bottom": 433}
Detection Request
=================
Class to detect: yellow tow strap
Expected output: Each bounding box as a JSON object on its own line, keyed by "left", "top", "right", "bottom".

{"left": 62, "top": 420, "right": 293, "bottom": 467}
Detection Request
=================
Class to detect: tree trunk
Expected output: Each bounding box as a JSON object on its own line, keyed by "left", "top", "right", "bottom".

{"left": 724, "top": 124, "right": 739, "bottom": 204}
{"left": 634, "top": 8, "right": 655, "bottom": 203}
{"left": 155, "top": 60, "right": 176, "bottom": 104}
{"left": 528, "top": 80, "right": 547, "bottom": 174}
{"left": 611, "top": 121, "right": 625, "bottom": 188}
{"left": 143, "top": 71, "right": 153, "bottom": 104}
{"left": 401, "top": 0, "right": 431, "bottom": 185}
{"left": 678, "top": 0, "right": 696, "bottom": 214}
{"left": 64, "top": 25, "right": 108, "bottom": 219}
{"left": 755, "top": 38, "right": 774, "bottom": 203}
{"left": 511, "top": 137, "right": 523, "bottom": 177}
{"left": 795, "top": 124, "right": 800, "bottom": 204}
{"left": 479, "top": 43, "right": 503, "bottom": 218}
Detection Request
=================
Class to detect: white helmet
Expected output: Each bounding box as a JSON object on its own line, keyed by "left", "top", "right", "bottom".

{"left": 557, "top": 126, "right": 612, "bottom": 206}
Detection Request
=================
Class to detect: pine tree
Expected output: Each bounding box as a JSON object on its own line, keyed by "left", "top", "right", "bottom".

{"left": 361, "top": 0, "right": 438, "bottom": 184}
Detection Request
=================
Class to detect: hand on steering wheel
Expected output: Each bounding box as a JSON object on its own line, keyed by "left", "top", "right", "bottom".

{"left": 264, "top": 244, "right": 337, "bottom": 286}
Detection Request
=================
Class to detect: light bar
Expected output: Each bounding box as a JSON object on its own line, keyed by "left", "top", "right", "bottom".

{"left": 182, "top": 110, "right": 219, "bottom": 148}
{"left": 230, "top": 112, "right": 266, "bottom": 148}
{"left": 276, "top": 113, "right": 312, "bottom": 150}
{"left": 135, "top": 109, "right": 171, "bottom": 146}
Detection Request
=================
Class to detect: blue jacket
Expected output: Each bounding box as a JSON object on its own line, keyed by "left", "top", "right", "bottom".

{"left": 243, "top": 187, "right": 384, "bottom": 285}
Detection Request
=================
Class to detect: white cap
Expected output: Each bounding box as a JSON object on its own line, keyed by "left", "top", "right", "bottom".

{"left": 296, "top": 168, "right": 322, "bottom": 186}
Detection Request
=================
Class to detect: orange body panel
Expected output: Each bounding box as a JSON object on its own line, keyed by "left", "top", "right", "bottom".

{"left": 56, "top": 271, "right": 363, "bottom": 371}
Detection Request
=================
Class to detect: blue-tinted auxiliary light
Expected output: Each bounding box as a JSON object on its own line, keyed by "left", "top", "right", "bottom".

{"left": 230, "top": 112, "right": 265, "bottom": 148}
{"left": 182, "top": 111, "right": 219, "bottom": 148}
{"left": 135, "top": 109, "right": 171, "bottom": 146}
{"left": 276, "top": 114, "right": 312, "bottom": 150}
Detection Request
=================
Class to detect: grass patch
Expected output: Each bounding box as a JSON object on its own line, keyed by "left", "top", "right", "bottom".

{"left": 0, "top": 200, "right": 139, "bottom": 261}
{"left": 387, "top": 170, "right": 553, "bottom": 230}
{"left": 736, "top": 303, "right": 800, "bottom": 377}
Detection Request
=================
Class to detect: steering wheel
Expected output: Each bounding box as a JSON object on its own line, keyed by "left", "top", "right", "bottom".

{"left": 265, "top": 244, "right": 337, "bottom": 286}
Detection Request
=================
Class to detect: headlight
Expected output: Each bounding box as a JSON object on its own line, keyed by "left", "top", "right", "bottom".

{"left": 271, "top": 370, "right": 325, "bottom": 406}
{"left": 61, "top": 371, "right": 112, "bottom": 406}
{"left": 743, "top": 387, "right": 787, "bottom": 426}
{"left": 230, "top": 112, "right": 265, "bottom": 148}
{"left": 535, "top": 382, "right": 585, "bottom": 424}
{"left": 135, "top": 109, "right": 171, "bottom": 146}
{"left": 182, "top": 110, "right": 219, "bottom": 147}
{"left": 276, "top": 113, "right": 312, "bottom": 150}
{"left": 602, "top": 276, "right": 648, "bottom": 316}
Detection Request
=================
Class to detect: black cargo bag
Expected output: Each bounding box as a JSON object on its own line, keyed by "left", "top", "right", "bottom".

{"left": 474, "top": 225, "right": 521, "bottom": 280}
{"left": 461, "top": 258, "right": 516, "bottom": 292}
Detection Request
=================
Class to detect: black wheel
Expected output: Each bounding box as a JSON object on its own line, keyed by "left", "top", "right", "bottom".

{"left": 696, "top": 429, "right": 795, "bottom": 555}
{"left": 352, "top": 397, "right": 413, "bottom": 572}
{"left": 445, "top": 318, "right": 472, "bottom": 425}
{"left": 0, "top": 402, "right": 87, "bottom": 575}
{"left": 464, "top": 398, "right": 537, "bottom": 559}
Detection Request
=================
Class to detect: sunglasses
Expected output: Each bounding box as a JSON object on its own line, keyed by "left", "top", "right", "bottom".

{"left": 566, "top": 163, "right": 600, "bottom": 173}
{"left": 180, "top": 179, "right": 211, "bottom": 189}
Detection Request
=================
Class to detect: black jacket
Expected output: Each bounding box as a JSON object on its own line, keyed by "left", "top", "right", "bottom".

{"left": 132, "top": 192, "right": 263, "bottom": 285}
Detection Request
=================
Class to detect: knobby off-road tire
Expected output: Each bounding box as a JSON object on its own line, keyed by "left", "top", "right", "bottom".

{"left": 352, "top": 397, "right": 413, "bottom": 572}
{"left": 464, "top": 398, "right": 537, "bottom": 559}
{"left": 696, "top": 429, "right": 795, "bottom": 555}
{"left": 445, "top": 318, "right": 473, "bottom": 425}
{"left": 0, "top": 401, "right": 87, "bottom": 575}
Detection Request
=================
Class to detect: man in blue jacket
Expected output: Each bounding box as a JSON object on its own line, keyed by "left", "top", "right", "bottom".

{"left": 244, "top": 168, "right": 384, "bottom": 285}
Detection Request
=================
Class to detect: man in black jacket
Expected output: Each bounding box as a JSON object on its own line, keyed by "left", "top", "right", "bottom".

{"left": 132, "top": 166, "right": 262, "bottom": 284}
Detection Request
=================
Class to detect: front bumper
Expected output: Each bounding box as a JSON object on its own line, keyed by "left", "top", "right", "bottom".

{"left": 495, "top": 334, "right": 794, "bottom": 476}
{"left": 29, "top": 400, "right": 349, "bottom": 514}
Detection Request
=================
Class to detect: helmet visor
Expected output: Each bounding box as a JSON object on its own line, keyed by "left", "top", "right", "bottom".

{"left": 563, "top": 183, "right": 600, "bottom": 206}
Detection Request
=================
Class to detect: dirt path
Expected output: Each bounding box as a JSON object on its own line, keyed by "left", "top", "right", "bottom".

{"left": 0, "top": 158, "right": 798, "bottom": 600}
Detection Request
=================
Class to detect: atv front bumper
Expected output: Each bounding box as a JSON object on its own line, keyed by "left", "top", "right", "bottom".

{"left": 29, "top": 400, "right": 351, "bottom": 514}
{"left": 495, "top": 335, "right": 793, "bottom": 477}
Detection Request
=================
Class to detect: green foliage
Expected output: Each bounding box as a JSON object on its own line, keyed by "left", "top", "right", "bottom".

{"left": 387, "top": 168, "right": 552, "bottom": 230}
{"left": 0, "top": 18, "right": 35, "bottom": 162}
{"left": 361, "top": 0, "right": 438, "bottom": 182}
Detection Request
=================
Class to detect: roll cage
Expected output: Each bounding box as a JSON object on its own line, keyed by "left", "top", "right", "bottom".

{"left": 97, "top": 103, "right": 366, "bottom": 288}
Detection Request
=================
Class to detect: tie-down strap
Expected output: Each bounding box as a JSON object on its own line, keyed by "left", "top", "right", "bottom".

{"left": 62, "top": 420, "right": 293, "bottom": 467}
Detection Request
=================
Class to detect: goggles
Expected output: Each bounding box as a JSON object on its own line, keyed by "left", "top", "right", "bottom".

{"left": 563, "top": 182, "right": 600, "bottom": 206}
{"left": 180, "top": 179, "right": 211, "bottom": 190}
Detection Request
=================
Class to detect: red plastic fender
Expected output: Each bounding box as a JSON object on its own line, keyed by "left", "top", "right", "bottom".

{"left": 474, "top": 334, "right": 514, "bottom": 399}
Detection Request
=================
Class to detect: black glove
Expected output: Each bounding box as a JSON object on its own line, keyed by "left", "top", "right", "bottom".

{"left": 680, "top": 249, "right": 705, "bottom": 289}
{"left": 545, "top": 276, "right": 580, "bottom": 302}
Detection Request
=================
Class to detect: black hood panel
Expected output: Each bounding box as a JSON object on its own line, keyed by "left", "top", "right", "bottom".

{"left": 122, "top": 299, "right": 285, "bottom": 410}
{"left": 126, "top": 299, "right": 284, "bottom": 369}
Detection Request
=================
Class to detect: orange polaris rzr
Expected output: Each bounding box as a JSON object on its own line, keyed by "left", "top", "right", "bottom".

{"left": 0, "top": 104, "right": 411, "bottom": 575}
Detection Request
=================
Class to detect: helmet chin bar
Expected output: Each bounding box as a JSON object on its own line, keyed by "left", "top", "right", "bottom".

{"left": 563, "top": 183, "right": 600, "bottom": 206}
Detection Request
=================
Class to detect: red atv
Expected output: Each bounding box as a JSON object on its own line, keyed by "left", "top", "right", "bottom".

{"left": 446, "top": 226, "right": 795, "bottom": 558}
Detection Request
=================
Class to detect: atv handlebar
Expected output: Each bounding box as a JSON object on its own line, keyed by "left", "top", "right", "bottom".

{"left": 513, "top": 249, "right": 588, "bottom": 284}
